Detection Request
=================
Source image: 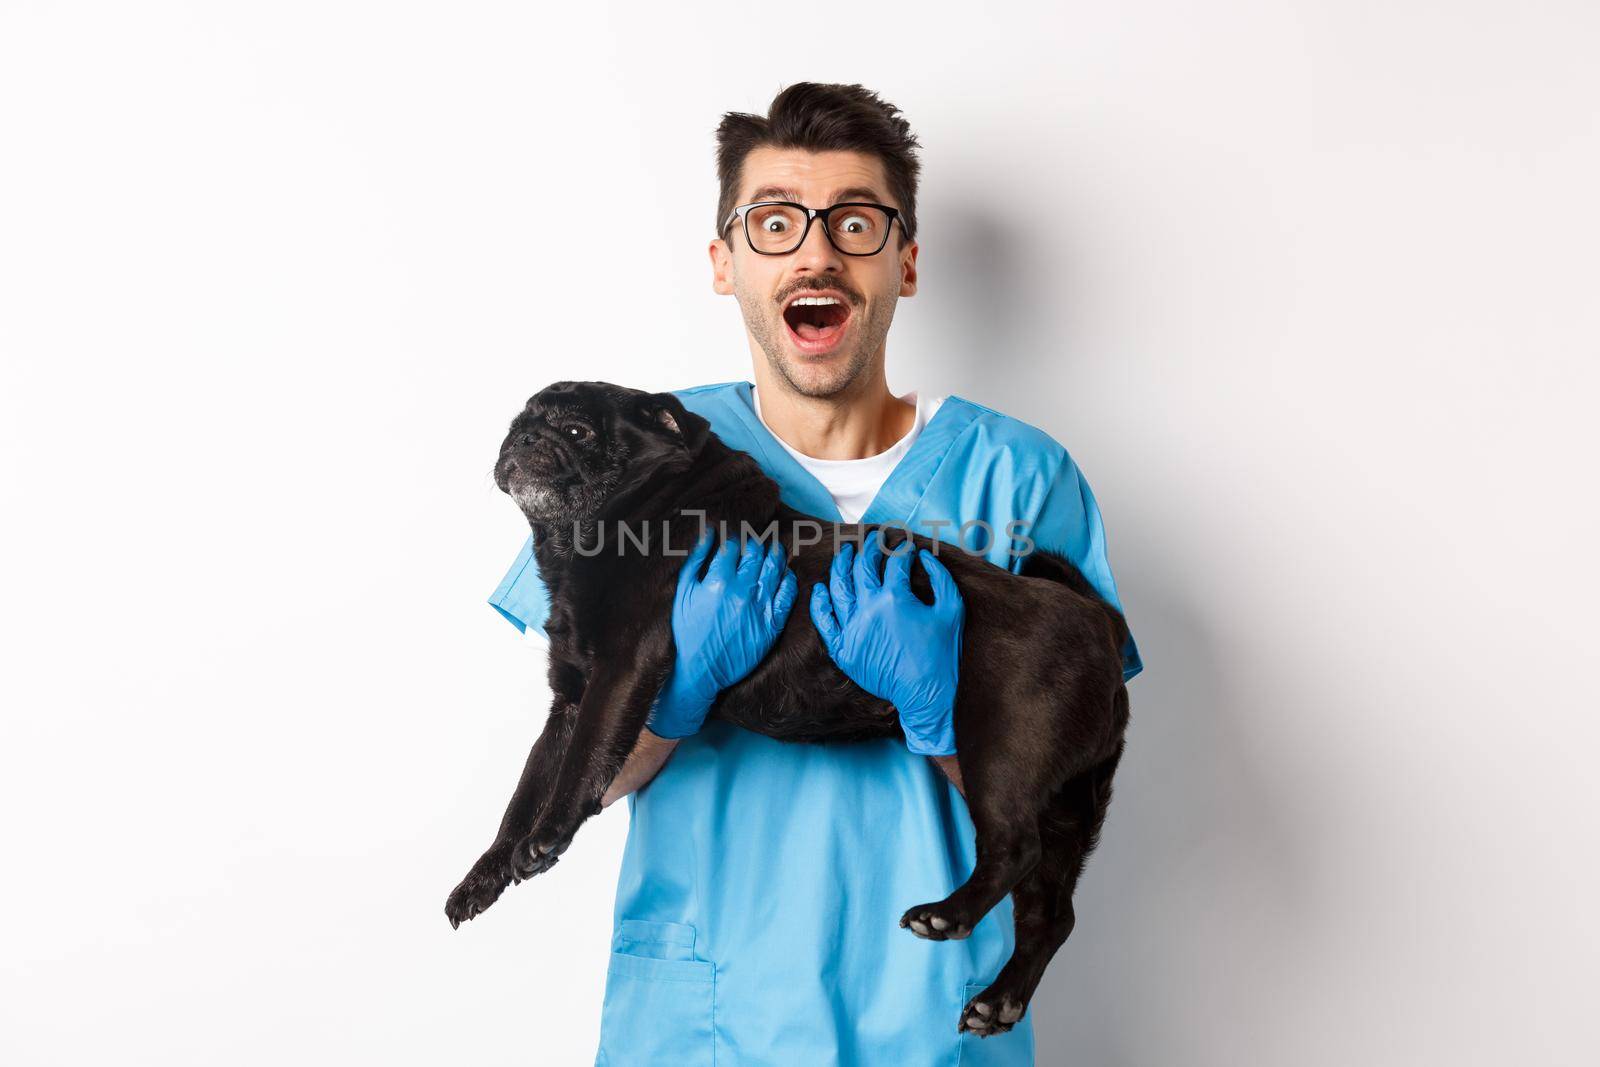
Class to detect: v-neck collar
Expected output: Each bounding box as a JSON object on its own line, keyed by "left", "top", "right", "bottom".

{"left": 709, "top": 380, "right": 982, "bottom": 526}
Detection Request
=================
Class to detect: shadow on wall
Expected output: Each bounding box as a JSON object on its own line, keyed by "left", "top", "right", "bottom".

{"left": 915, "top": 199, "right": 1035, "bottom": 395}
{"left": 1028, "top": 590, "right": 1309, "bottom": 1064}
{"left": 927, "top": 202, "right": 1313, "bottom": 1063}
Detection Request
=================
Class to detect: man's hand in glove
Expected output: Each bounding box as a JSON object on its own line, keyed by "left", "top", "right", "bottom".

{"left": 808, "top": 529, "right": 965, "bottom": 757}
{"left": 646, "top": 529, "right": 799, "bottom": 740}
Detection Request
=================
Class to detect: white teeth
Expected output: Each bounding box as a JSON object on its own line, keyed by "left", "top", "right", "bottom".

{"left": 791, "top": 296, "right": 841, "bottom": 306}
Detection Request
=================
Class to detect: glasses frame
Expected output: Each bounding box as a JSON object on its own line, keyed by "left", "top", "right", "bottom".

{"left": 722, "top": 200, "right": 909, "bottom": 257}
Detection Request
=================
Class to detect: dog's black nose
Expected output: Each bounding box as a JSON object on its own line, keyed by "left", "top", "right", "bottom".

{"left": 494, "top": 457, "right": 516, "bottom": 492}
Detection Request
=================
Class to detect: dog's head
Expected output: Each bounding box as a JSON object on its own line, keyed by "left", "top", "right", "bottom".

{"left": 494, "top": 380, "right": 713, "bottom": 523}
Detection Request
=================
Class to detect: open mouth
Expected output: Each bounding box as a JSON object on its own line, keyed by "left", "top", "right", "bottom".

{"left": 782, "top": 293, "right": 852, "bottom": 354}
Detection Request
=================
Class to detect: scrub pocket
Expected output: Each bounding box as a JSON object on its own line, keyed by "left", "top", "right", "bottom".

{"left": 594, "top": 920, "right": 715, "bottom": 1067}
{"left": 956, "top": 981, "right": 1036, "bottom": 1066}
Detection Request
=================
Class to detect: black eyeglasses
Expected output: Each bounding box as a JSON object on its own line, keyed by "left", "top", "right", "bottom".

{"left": 722, "top": 201, "right": 909, "bottom": 256}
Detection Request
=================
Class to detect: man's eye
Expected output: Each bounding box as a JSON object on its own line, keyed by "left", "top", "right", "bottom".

{"left": 760, "top": 216, "right": 791, "bottom": 233}
{"left": 838, "top": 214, "right": 871, "bottom": 234}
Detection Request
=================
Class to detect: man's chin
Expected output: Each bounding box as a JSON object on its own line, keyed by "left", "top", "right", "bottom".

{"left": 772, "top": 346, "right": 866, "bottom": 398}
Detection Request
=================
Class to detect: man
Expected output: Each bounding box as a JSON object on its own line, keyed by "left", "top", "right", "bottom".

{"left": 487, "top": 82, "right": 1142, "bottom": 1066}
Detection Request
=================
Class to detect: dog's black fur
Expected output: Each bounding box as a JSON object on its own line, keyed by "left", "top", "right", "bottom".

{"left": 446, "top": 381, "right": 1131, "bottom": 1036}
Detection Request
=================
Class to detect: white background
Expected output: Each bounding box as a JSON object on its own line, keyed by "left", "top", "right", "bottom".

{"left": 2, "top": 2, "right": 1596, "bottom": 1064}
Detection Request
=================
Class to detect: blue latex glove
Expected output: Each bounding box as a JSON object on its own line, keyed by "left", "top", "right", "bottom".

{"left": 808, "top": 529, "right": 965, "bottom": 757}
{"left": 646, "top": 529, "right": 800, "bottom": 739}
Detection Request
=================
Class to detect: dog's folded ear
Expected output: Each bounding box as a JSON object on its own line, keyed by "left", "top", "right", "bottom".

{"left": 639, "top": 392, "right": 712, "bottom": 455}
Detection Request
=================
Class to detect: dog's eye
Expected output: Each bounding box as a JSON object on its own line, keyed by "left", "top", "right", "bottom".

{"left": 562, "top": 423, "right": 593, "bottom": 443}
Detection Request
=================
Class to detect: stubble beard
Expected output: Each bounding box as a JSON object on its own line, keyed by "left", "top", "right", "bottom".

{"left": 736, "top": 282, "right": 896, "bottom": 400}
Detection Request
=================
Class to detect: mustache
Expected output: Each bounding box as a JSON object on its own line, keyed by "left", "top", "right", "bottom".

{"left": 779, "top": 281, "right": 862, "bottom": 306}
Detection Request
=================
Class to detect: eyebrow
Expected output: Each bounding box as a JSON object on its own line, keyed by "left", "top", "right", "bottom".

{"left": 745, "top": 184, "right": 891, "bottom": 206}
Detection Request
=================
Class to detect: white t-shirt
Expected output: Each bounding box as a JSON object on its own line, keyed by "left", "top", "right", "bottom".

{"left": 752, "top": 386, "right": 946, "bottom": 524}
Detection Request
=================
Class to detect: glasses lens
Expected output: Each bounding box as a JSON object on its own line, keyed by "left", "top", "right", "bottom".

{"left": 745, "top": 203, "right": 808, "bottom": 253}
{"left": 826, "top": 205, "right": 891, "bottom": 254}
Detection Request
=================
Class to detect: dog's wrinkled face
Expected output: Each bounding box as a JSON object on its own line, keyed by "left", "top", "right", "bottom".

{"left": 495, "top": 381, "right": 709, "bottom": 523}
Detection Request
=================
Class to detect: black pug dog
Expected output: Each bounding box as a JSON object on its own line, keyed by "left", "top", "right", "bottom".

{"left": 446, "top": 380, "right": 1131, "bottom": 1036}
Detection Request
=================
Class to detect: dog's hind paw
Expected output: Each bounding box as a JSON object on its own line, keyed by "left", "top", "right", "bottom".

{"left": 444, "top": 846, "right": 515, "bottom": 928}
{"left": 959, "top": 988, "right": 1027, "bottom": 1037}
{"left": 899, "top": 900, "right": 975, "bottom": 941}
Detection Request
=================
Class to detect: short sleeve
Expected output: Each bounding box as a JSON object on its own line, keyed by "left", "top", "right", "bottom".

{"left": 1031, "top": 458, "right": 1144, "bottom": 682}
{"left": 488, "top": 533, "right": 551, "bottom": 638}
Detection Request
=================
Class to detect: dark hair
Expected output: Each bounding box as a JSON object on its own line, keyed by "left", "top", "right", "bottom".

{"left": 714, "top": 82, "right": 923, "bottom": 245}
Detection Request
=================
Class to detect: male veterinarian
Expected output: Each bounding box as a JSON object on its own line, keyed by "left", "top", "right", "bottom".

{"left": 487, "top": 83, "right": 1141, "bottom": 1065}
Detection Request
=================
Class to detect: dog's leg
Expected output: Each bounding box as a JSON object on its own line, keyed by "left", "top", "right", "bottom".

{"left": 958, "top": 740, "right": 1123, "bottom": 1036}
{"left": 899, "top": 680, "right": 1090, "bottom": 940}
{"left": 960, "top": 866, "right": 1059, "bottom": 1037}
{"left": 444, "top": 698, "right": 579, "bottom": 928}
{"left": 900, "top": 781, "right": 1043, "bottom": 943}
{"left": 511, "top": 639, "right": 670, "bottom": 875}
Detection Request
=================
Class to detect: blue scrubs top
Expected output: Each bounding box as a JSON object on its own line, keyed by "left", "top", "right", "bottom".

{"left": 489, "top": 381, "right": 1142, "bottom": 1067}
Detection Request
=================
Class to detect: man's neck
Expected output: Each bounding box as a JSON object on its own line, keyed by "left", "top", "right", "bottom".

{"left": 751, "top": 365, "right": 916, "bottom": 461}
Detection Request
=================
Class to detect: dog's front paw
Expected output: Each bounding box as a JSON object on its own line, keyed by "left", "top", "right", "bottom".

{"left": 510, "top": 823, "right": 574, "bottom": 880}
{"left": 959, "top": 985, "right": 1027, "bottom": 1037}
{"left": 445, "top": 845, "right": 514, "bottom": 928}
{"left": 898, "top": 899, "right": 976, "bottom": 941}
